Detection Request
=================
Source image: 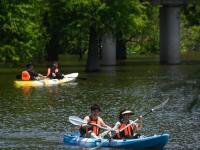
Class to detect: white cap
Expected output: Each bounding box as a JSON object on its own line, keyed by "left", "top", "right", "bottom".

{"left": 121, "top": 110, "right": 133, "bottom": 115}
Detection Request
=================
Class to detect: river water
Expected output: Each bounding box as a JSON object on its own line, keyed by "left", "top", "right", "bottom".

{"left": 0, "top": 60, "right": 200, "bottom": 150}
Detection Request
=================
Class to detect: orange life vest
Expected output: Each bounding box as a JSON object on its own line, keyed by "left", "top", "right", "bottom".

{"left": 21, "top": 71, "right": 30, "bottom": 80}
{"left": 116, "top": 122, "right": 135, "bottom": 139}
{"left": 80, "top": 116, "right": 101, "bottom": 137}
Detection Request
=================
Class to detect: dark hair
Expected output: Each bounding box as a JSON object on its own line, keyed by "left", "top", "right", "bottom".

{"left": 26, "top": 62, "right": 33, "bottom": 69}
{"left": 51, "top": 62, "right": 58, "bottom": 69}
{"left": 53, "top": 61, "right": 58, "bottom": 66}
{"left": 119, "top": 109, "right": 126, "bottom": 123}
{"left": 91, "top": 104, "right": 101, "bottom": 112}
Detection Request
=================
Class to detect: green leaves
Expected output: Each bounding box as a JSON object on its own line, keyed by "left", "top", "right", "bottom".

{"left": 0, "top": 0, "right": 48, "bottom": 63}
{"left": 1, "top": 0, "right": 200, "bottom": 63}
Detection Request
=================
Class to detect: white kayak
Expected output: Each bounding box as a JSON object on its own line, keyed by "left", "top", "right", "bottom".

{"left": 14, "top": 73, "right": 78, "bottom": 87}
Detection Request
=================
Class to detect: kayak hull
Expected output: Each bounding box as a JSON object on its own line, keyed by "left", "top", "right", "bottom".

{"left": 14, "top": 73, "right": 78, "bottom": 87}
{"left": 63, "top": 132, "right": 169, "bottom": 149}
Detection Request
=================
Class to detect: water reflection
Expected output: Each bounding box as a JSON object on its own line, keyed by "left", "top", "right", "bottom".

{"left": 0, "top": 64, "right": 200, "bottom": 150}
{"left": 21, "top": 86, "right": 33, "bottom": 95}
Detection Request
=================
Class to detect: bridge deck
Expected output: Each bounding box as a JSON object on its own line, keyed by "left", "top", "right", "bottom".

{"left": 149, "top": 0, "right": 188, "bottom": 5}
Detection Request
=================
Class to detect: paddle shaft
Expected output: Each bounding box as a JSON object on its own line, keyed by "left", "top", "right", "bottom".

{"left": 69, "top": 116, "right": 110, "bottom": 130}
{"left": 119, "top": 109, "right": 153, "bottom": 132}
{"left": 116, "top": 99, "right": 169, "bottom": 134}
{"left": 89, "top": 123, "right": 110, "bottom": 130}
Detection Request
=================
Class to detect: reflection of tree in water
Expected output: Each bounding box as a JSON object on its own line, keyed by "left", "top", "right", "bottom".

{"left": 46, "top": 86, "right": 60, "bottom": 106}
{"left": 187, "top": 96, "right": 199, "bottom": 111}
{"left": 187, "top": 86, "right": 200, "bottom": 112}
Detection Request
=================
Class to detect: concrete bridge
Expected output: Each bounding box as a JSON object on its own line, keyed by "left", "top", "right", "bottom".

{"left": 101, "top": 0, "right": 188, "bottom": 65}
{"left": 150, "top": 0, "right": 187, "bottom": 64}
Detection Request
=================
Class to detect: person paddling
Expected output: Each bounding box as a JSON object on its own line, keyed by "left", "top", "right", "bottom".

{"left": 21, "top": 63, "right": 44, "bottom": 80}
{"left": 112, "top": 110, "right": 143, "bottom": 139}
{"left": 47, "top": 62, "right": 64, "bottom": 79}
{"left": 79, "top": 104, "right": 112, "bottom": 139}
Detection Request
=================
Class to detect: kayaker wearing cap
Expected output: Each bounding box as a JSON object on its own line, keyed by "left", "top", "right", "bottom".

{"left": 112, "top": 109, "right": 143, "bottom": 139}
{"left": 47, "top": 62, "right": 64, "bottom": 79}
{"left": 21, "top": 63, "right": 44, "bottom": 80}
{"left": 79, "top": 104, "right": 112, "bottom": 139}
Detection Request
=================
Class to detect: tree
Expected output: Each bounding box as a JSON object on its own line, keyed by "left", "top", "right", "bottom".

{"left": 0, "top": 0, "right": 48, "bottom": 64}
{"left": 43, "top": 0, "right": 68, "bottom": 61}
{"left": 181, "top": 1, "right": 200, "bottom": 52}
{"left": 100, "top": 0, "right": 147, "bottom": 59}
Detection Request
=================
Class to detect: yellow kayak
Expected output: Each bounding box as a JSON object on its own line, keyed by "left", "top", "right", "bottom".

{"left": 14, "top": 73, "right": 78, "bottom": 87}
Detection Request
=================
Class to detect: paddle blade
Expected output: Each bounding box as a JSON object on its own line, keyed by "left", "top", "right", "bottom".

{"left": 152, "top": 98, "right": 169, "bottom": 111}
{"left": 69, "top": 116, "right": 86, "bottom": 126}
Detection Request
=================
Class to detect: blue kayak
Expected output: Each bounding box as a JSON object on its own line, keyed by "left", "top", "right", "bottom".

{"left": 63, "top": 132, "right": 169, "bottom": 149}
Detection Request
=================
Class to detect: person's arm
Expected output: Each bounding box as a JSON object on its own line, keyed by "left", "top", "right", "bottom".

{"left": 112, "top": 122, "right": 120, "bottom": 130}
{"left": 112, "top": 122, "right": 121, "bottom": 134}
{"left": 99, "top": 117, "right": 111, "bottom": 129}
{"left": 38, "top": 73, "right": 45, "bottom": 77}
{"left": 135, "top": 121, "right": 142, "bottom": 130}
{"left": 29, "top": 70, "right": 38, "bottom": 80}
{"left": 80, "top": 116, "right": 91, "bottom": 128}
{"left": 47, "top": 68, "right": 51, "bottom": 77}
{"left": 130, "top": 116, "right": 143, "bottom": 130}
{"left": 55, "top": 68, "right": 59, "bottom": 73}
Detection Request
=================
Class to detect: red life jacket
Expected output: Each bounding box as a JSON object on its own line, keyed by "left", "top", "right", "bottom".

{"left": 80, "top": 116, "right": 101, "bottom": 137}
{"left": 21, "top": 71, "right": 30, "bottom": 80}
{"left": 116, "top": 122, "right": 135, "bottom": 139}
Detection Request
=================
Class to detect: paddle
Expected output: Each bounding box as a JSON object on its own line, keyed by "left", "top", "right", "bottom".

{"left": 69, "top": 116, "right": 110, "bottom": 130}
{"left": 90, "top": 98, "right": 169, "bottom": 150}
{"left": 119, "top": 98, "right": 169, "bottom": 132}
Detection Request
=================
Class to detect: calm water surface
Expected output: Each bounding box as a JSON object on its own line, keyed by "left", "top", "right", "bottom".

{"left": 0, "top": 61, "right": 200, "bottom": 150}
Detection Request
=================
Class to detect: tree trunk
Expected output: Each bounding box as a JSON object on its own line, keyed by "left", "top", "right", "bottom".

{"left": 43, "top": 12, "right": 60, "bottom": 62}
{"left": 116, "top": 34, "right": 126, "bottom": 60}
{"left": 85, "top": 23, "right": 100, "bottom": 72}
{"left": 46, "top": 35, "right": 59, "bottom": 61}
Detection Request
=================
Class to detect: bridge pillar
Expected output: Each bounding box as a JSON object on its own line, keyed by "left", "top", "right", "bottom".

{"left": 101, "top": 32, "right": 116, "bottom": 65}
{"left": 160, "top": 5, "right": 180, "bottom": 64}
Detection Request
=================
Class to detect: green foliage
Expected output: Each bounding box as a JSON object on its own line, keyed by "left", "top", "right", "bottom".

{"left": 1, "top": 0, "right": 200, "bottom": 64}
{"left": 61, "top": 0, "right": 102, "bottom": 55}
{"left": 181, "top": 1, "right": 200, "bottom": 52}
{"left": 181, "top": 25, "right": 200, "bottom": 52}
{"left": 0, "top": 0, "right": 48, "bottom": 64}
{"left": 61, "top": 0, "right": 148, "bottom": 55}
{"left": 183, "top": 1, "right": 200, "bottom": 26}
{"left": 126, "top": 5, "right": 159, "bottom": 55}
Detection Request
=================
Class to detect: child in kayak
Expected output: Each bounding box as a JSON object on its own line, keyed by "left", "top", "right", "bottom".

{"left": 79, "top": 104, "right": 112, "bottom": 139}
{"left": 47, "top": 62, "right": 64, "bottom": 79}
{"left": 112, "top": 110, "right": 143, "bottom": 139}
{"left": 21, "top": 63, "right": 45, "bottom": 80}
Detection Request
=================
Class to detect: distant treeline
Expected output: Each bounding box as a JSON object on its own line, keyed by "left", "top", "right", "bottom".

{"left": 0, "top": 0, "right": 199, "bottom": 64}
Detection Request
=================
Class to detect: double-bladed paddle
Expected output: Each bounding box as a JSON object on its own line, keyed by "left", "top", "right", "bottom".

{"left": 118, "top": 98, "right": 169, "bottom": 132}
{"left": 90, "top": 98, "right": 169, "bottom": 150}
{"left": 69, "top": 116, "right": 110, "bottom": 130}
